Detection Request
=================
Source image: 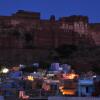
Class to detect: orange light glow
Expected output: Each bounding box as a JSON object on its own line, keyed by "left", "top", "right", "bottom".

{"left": 27, "top": 75, "right": 34, "bottom": 81}
{"left": 60, "top": 89, "right": 64, "bottom": 92}
{"left": 63, "top": 73, "right": 78, "bottom": 79}
{"left": 59, "top": 86, "right": 64, "bottom": 90}
{"left": 60, "top": 88, "right": 76, "bottom": 95}
{"left": 62, "top": 90, "right": 75, "bottom": 95}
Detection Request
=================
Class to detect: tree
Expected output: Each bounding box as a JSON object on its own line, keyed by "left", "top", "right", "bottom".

{"left": 25, "top": 33, "right": 32, "bottom": 42}
{"left": 39, "top": 61, "right": 50, "bottom": 70}
{"left": 21, "top": 66, "right": 37, "bottom": 73}
{"left": 92, "top": 66, "right": 100, "bottom": 75}
{"left": 55, "top": 44, "right": 77, "bottom": 58}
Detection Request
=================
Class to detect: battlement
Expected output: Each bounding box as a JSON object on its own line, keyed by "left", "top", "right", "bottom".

{"left": 12, "top": 10, "right": 40, "bottom": 19}
{"left": 60, "top": 15, "right": 88, "bottom": 23}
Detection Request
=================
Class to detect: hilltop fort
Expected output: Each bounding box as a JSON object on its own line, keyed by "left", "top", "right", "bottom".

{"left": 0, "top": 10, "right": 100, "bottom": 65}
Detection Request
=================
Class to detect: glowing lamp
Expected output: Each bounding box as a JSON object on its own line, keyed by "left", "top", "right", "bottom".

{"left": 27, "top": 75, "right": 34, "bottom": 81}
{"left": 61, "top": 89, "right": 76, "bottom": 95}
{"left": 63, "top": 73, "right": 78, "bottom": 80}
{"left": 93, "top": 75, "right": 96, "bottom": 78}
{"left": 2, "top": 68, "right": 9, "bottom": 73}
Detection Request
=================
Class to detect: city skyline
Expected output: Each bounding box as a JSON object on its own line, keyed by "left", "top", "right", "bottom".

{"left": 0, "top": 0, "right": 100, "bottom": 23}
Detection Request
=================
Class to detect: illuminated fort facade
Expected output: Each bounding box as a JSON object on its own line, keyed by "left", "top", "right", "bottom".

{"left": 0, "top": 10, "right": 99, "bottom": 65}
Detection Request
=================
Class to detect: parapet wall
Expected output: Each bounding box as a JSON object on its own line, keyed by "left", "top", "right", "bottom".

{"left": 48, "top": 97, "right": 100, "bottom": 100}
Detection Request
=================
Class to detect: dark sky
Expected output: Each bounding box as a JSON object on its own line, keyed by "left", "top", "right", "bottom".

{"left": 0, "top": 0, "right": 99, "bottom": 23}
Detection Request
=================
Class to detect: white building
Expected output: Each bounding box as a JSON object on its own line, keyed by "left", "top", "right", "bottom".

{"left": 50, "top": 63, "right": 60, "bottom": 71}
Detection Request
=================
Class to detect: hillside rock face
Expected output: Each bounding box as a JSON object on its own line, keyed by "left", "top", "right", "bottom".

{"left": 0, "top": 10, "right": 99, "bottom": 65}
{"left": 89, "top": 23, "right": 100, "bottom": 46}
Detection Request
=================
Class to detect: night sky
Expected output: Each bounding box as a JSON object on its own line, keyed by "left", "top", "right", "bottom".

{"left": 0, "top": 0, "right": 99, "bottom": 23}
